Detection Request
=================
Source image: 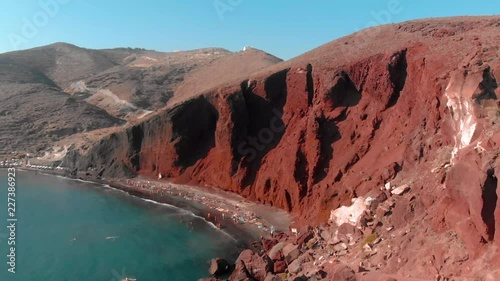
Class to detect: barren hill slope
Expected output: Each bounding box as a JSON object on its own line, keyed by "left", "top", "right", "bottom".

{"left": 0, "top": 44, "right": 282, "bottom": 156}
{"left": 0, "top": 59, "right": 123, "bottom": 155}
{"left": 0, "top": 42, "right": 120, "bottom": 86}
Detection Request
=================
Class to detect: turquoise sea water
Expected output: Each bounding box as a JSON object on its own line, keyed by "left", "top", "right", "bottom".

{"left": 0, "top": 169, "right": 240, "bottom": 281}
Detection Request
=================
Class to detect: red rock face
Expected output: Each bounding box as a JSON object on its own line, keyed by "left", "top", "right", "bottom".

{"left": 166, "top": 46, "right": 447, "bottom": 224}
{"left": 72, "top": 17, "right": 500, "bottom": 276}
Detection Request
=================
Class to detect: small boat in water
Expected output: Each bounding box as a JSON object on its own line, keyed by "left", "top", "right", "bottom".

{"left": 121, "top": 278, "right": 137, "bottom": 281}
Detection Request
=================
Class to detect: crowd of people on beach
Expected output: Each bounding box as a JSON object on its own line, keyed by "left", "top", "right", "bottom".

{"left": 122, "top": 178, "right": 274, "bottom": 234}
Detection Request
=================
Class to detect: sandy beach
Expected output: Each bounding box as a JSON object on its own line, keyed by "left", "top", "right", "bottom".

{"left": 105, "top": 176, "right": 293, "bottom": 246}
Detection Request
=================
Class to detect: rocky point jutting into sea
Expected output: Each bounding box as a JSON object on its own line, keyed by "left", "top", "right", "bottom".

{"left": 2, "top": 16, "right": 500, "bottom": 281}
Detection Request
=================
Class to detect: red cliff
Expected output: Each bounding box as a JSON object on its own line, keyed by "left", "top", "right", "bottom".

{"left": 69, "top": 16, "right": 500, "bottom": 277}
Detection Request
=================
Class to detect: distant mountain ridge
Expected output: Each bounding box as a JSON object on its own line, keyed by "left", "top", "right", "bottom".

{"left": 0, "top": 43, "right": 282, "bottom": 155}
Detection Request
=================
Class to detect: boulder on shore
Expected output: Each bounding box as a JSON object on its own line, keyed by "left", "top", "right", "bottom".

{"left": 209, "top": 258, "right": 230, "bottom": 276}
{"left": 236, "top": 249, "right": 273, "bottom": 280}
{"left": 322, "top": 263, "right": 357, "bottom": 281}
{"left": 228, "top": 260, "right": 256, "bottom": 281}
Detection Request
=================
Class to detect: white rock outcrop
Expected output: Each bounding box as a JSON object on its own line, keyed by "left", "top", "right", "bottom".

{"left": 329, "top": 197, "right": 373, "bottom": 226}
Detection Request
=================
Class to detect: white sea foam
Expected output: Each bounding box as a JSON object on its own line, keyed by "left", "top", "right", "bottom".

{"left": 73, "top": 179, "right": 95, "bottom": 184}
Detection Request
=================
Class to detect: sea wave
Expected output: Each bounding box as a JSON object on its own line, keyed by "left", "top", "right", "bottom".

{"left": 205, "top": 221, "right": 237, "bottom": 241}
{"left": 73, "top": 178, "right": 95, "bottom": 184}
{"left": 103, "top": 184, "right": 191, "bottom": 212}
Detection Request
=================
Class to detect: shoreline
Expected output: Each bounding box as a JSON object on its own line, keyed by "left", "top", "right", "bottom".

{"left": 13, "top": 167, "right": 292, "bottom": 249}
{"left": 105, "top": 179, "right": 261, "bottom": 248}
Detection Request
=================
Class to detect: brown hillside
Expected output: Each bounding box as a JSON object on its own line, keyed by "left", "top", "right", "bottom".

{"left": 0, "top": 44, "right": 282, "bottom": 156}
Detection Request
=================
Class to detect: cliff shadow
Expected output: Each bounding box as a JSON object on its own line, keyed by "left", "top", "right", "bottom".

{"left": 239, "top": 70, "right": 288, "bottom": 187}
{"left": 476, "top": 67, "right": 498, "bottom": 102}
{"left": 481, "top": 168, "right": 498, "bottom": 242}
{"left": 313, "top": 72, "right": 360, "bottom": 183}
{"left": 386, "top": 49, "right": 408, "bottom": 108}
{"left": 129, "top": 125, "right": 144, "bottom": 171}
{"left": 326, "top": 71, "right": 362, "bottom": 108}
{"left": 171, "top": 97, "right": 219, "bottom": 168}
{"left": 312, "top": 116, "right": 342, "bottom": 184}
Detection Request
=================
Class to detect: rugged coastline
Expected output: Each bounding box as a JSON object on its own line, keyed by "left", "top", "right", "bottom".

{"left": 4, "top": 16, "right": 500, "bottom": 280}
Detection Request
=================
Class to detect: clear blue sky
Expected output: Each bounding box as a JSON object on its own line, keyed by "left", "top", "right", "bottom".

{"left": 0, "top": 0, "right": 498, "bottom": 60}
